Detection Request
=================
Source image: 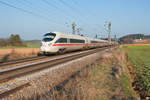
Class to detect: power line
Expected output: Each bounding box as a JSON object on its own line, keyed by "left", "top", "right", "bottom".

{"left": 58, "top": 0, "right": 75, "bottom": 10}
{"left": 56, "top": 0, "right": 88, "bottom": 26}
{"left": 70, "top": 0, "right": 78, "bottom": 5}
{"left": 41, "top": 0, "right": 59, "bottom": 9}
{"left": 0, "top": 1, "right": 43, "bottom": 18}
{"left": 15, "top": 0, "right": 82, "bottom": 30}
{"left": 15, "top": 0, "right": 66, "bottom": 24}
{"left": 41, "top": 0, "right": 88, "bottom": 28}
{"left": 60, "top": 1, "right": 106, "bottom": 36}
{"left": 41, "top": 0, "right": 75, "bottom": 22}
{"left": 15, "top": 0, "right": 37, "bottom": 10}
{"left": 71, "top": 0, "right": 99, "bottom": 18}
{"left": 70, "top": 0, "right": 101, "bottom": 28}
{"left": 1, "top": 0, "right": 103, "bottom": 36}
{"left": 53, "top": 0, "right": 80, "bottom": 22}
{"left": 58, "top": 0, "right": 97, "bottom": 32}
{"left": 22, "top": 0, "right": 32, "bottom": 5}
{"left": 0, "top": 1, "right": 63, "bottom": 26}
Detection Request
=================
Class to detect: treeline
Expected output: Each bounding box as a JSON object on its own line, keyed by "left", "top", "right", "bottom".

{"left": 119, "top": 34, "right": 144, "bottom": 44}
{"left": 0, "top": 34, "right": 27, "bottom": 47}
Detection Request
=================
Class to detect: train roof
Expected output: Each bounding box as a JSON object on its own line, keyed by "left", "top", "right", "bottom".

{"left": 48, "top": 32, "right": 108, "bottom": 42}
{"left": 53, "top": 32, "right": 86, "bottom": 39}
{"left": 87, "top": 37, "right": 108, "bottom": 42}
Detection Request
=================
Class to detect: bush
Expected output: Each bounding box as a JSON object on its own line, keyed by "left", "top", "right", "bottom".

{"left": 0, "top": 34, "right": 27, "bottom": 47}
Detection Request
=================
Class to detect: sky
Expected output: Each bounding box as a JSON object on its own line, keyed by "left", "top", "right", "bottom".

{"left": 0, "top": 0, "right": 150, "bottom": 40}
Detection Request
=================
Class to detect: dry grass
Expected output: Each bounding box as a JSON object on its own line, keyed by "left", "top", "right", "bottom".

{"left": 0, "top": 48, "right": 40, "bottom": 62}
{"left": 51, "top": 49, "right": 139, "bottom": 100}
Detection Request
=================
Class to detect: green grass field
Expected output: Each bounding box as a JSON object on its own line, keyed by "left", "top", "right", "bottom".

{"left": 26, "top": 44, "right": 40, "bottom": 48}
{"left": 0, "top": 44, "right": 40, "bottom": 49}
{"left": 123, "top": 46, "right": 150, "bottom": 94}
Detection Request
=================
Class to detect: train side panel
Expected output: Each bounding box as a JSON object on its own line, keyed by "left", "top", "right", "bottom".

{"left": 40, "top": 32, "right": 110, "bottom": 54}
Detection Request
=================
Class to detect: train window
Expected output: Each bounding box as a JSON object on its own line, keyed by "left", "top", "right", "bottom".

{"left": 44, "top": 33, "right": 56, "bottom": 37}
{"left": 43, "top": 33, "right": 56, "bottom": 42}
{"left": 91, "top": 41, "right": 98, "bottom": 43}
{"left": 70, "top": 39, "right": 85, "bottom": 43}
{"left": 55, "top": 38, "right": 67, "bottom": 43}
{"left": 43, "top": 38, "right": 54, "bottom": 42}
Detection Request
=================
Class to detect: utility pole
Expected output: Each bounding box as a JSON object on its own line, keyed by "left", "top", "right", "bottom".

{"left": 114, "top": 34, "right": 117, "bottom": 45}
{"left": 77, "top": 28, "right": 80, "bottom": 35}
{"left": 72, "top": 22, "right": 76, "bottom": 34}
{"left": 77, "top": 28, "right": 82, "bottom": 35}
{"left": 95, "top": 34, "right": 98, "bottom": 38}
{"left": 108, "top": 22, "right": 111, "bottom": 45}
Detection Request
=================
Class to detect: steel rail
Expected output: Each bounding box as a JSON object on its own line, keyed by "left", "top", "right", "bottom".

{"left": 0, "top": 47, "right": 108, "bottom": 82}
{"left": 0, "top": 48, "right": 102, "bottom": 67}
{"left": 0, "top": 56, "right": 46, "bottom": 67}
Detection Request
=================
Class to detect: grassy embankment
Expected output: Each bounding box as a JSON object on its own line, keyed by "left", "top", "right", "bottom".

{"left": 49, "top": 50, "right": 138, "bottom": 100}
{"left": 123, "top": 46, "right": 150, "bottom": 98}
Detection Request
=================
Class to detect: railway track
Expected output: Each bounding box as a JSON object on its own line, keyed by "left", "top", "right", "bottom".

{"left": 0, "top": 47, "right": 108, "bottom": 82}
{"left": 0, "top": 56, "right": 47, "bottom": 67}
{"left": 0, "top": 49, "right": 98, "bottom": 69}
{"left": 0, "top": 47, "right": 110, "bottom": 99}
{"left": 0, "top": 51, "right": 85, "bottom": 70}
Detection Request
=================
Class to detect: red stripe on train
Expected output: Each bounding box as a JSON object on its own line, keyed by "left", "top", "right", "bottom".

{"left": 52, "top": 43, "right": 96, "bottom": 46}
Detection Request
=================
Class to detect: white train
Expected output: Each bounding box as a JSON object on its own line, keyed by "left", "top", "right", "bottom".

{"left": 39, "top": 32, "right": 109, "bottom": 55}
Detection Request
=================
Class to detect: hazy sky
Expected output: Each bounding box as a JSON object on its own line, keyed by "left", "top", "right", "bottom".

{"left": 0, "top": 0, "right": 150, "bottom": 40}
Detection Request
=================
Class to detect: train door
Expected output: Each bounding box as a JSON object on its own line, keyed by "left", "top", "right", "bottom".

{"left": 84, "top": 38, "right": 89, "bottom": 49}
{"left": 66, "top": 38, "right": 70, "bottom": 51}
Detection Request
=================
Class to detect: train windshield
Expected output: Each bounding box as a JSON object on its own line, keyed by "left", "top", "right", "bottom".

{"left": 42, "top": 33, "right": 56, "bottom": 42}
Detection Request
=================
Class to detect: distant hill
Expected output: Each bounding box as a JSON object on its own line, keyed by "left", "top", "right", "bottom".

{"left": 144, "top": 35, "right": 150, "bottom": 39}
{"left": 119, "top": 34, "right": 150, "bottom": 44}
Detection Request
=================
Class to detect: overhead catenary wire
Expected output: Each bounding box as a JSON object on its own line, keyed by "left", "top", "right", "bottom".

{"left": 70, "top": 0, "right": 78, "bottom": 5}
{"left": 57, "top": 0, "right": 86, "bottom": 21}
{"left": 12, "top": 0, "right": 81, "bottom": 32}
{"left": 51, "top": 0, "right": 103, "bottom": 36}
{"left": 71, "top": 0, "right": 99, "bottom": 18}
{"left": 15, "top": 0, "right": 67, "bottom": 24}
{"left": 58, "top": 0, "right": 75, "bottom": 10}
{"left": 41, "top": 0, "right": 87, "bottom": 30}
{"left": 41, "top": 0, "right": 76, "bottom": 23}
{"left": 58, "top": 0, "right": 99, "bottom": 32}
{"left": 70, "top": 0, "right": 102, "bottom": 30}
{"left": 1, "top": 0, "right": 103, "bottom": 36}
{"left": 41, "top": 0, "right": 95, "bottom": 32}
{"left": 22, "top": 0, "right": 32, "bottom": 5}
{"left": 41, "top": 0, "right": 59, "bottom": 9}
{"left": 0, "top": 0, "right": 64, "bottom": 27}
{"left": 55, "top": 0, "right": 89, "bottom": 28}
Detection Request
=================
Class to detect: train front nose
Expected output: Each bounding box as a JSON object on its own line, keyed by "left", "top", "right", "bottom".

{"left": 40, "top": 42, "right": 52, "bottom": 52}
{"left": 40, "top": 32, "right": 56, "bottom": 53}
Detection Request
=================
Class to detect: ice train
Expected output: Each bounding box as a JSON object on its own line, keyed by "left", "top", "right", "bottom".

{"left": 40, "top": 32, "right": 110, "bottom": 55}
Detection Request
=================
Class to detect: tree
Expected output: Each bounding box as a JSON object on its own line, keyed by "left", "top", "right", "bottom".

{"left": 9, "top": 34, "right": 26, "bottom": 46}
